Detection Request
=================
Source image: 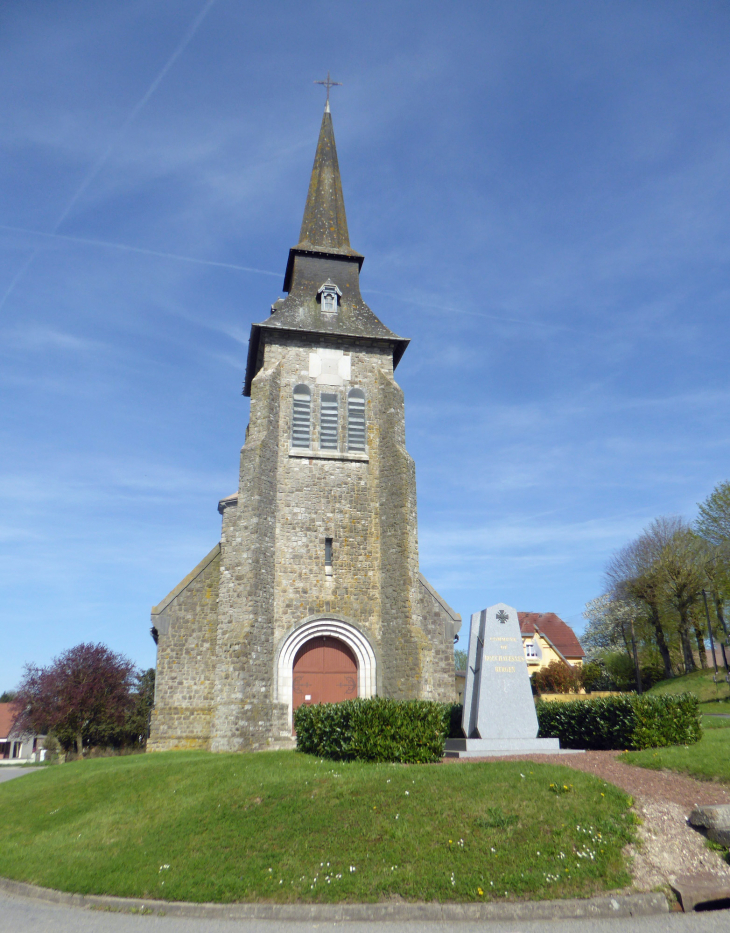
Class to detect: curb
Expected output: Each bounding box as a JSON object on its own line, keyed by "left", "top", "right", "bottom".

{"left": 0, "top": 876, "right": 668, "bottom": 922}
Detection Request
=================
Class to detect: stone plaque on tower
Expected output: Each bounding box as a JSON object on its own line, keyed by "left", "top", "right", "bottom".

{"left": 445, "top": 602, "right": 561, "bottom": 758}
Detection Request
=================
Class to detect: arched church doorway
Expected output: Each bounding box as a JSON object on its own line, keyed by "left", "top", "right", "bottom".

{"left": 292, "top": 636, "right": 357, "bottom": 711}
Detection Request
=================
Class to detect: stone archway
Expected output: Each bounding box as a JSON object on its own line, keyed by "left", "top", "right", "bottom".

{"left": 292, "top": 636, "right": 357, "bottom": 711}
{"left": 276, "top": 618, "right": 377, "bottom": 731}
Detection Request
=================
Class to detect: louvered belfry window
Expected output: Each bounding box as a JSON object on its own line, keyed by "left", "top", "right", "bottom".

{"left": 291, "top": 384, "right": 311, "bottom": 448}
{"left": 347, "top": 389, "right": 366, "bottom": 451}
{"left": 319, "top": 393, "right": 339, "bottom": 450}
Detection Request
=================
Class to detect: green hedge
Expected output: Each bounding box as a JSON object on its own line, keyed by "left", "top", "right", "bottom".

{"left": 536, "top": 693, "right": 702, "bottom": 750}
{"left": 294, "top": 697, "right": 450, "bottom": 763}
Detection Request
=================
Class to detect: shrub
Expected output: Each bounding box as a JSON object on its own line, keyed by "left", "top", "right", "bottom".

{"left": 638, "top": 659, "right": 665, "bottom": 690}
{"left": 580, "top": 661, "right": 603, "bottom": 693}
{"left": 532, "top": 660, "right": 583, "bottom": 694}
{"left": 536, "top": 693, "right": 702, "bottom": 750}
{"left": 448, "top": 703, "right": 464, "bottom": 738}
{"left": 294, "top": 697, "right": 450, "bottom": 763}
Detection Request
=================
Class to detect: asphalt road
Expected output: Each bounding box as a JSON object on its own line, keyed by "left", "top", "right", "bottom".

{"left": 0, "top": 892, "right": 729, "bottom": 933}
{"left": 0, "top": 767, "right": 38, "bottom": 783}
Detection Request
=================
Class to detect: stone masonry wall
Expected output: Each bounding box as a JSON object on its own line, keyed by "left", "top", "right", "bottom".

{"left": 210, "top": 360, "right": 281, "bottom": 751}
{"left": 149, "top": 326, "right": 457, "bottom": 753}
{"left": 417, "top": 574, "right": 461, "bottom": 702}
{"left": 267, "top": 334, "right": 388, "bottom": 670}
{"left": 148, "top": 545, "right": 220, "bottom": 751}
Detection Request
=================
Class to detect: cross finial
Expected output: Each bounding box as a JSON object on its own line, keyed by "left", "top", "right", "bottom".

{"left": 314, "top": 71, "right": 342, "bottom": 110}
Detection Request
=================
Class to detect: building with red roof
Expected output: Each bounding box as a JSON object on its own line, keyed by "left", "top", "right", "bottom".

{"left": 518, "top": 612, "right": 585, "bottom": 672}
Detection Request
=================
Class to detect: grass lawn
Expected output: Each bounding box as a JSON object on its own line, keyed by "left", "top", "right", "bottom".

{"left": 621, "top": 716, "right": 730, "bottom": 784}
{"left": 0, "top": 751, "right": 636, "bottom": 904}
{"left": 647, "top": 668, "right": 730, "bottom": 709}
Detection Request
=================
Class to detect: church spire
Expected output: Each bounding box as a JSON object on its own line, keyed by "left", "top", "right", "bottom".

{"left": 295, "top": 104, "right": 352, "bottom": 252}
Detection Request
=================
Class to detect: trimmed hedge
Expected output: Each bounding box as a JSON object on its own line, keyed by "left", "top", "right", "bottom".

{"left": 536, "top": 693, "right": 702, "bottom": 750}
{"left": 294, "top": 697, "right": 450, "bottom": 763}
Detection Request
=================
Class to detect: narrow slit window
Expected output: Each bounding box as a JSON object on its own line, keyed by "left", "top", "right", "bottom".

{"left": 291, "top": 384, "right": 311, "bottom": 448}
{"left": 325, "top": 537, "right": 333, "bottom": 572}
{"left": 347, "top": 389, "right": 366, "bottom": 451}
{"left": 319, "top": 393, "right": 339, "bottom": 450}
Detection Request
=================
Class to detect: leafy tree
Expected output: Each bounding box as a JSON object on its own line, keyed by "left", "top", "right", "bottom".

{"left": 0, "top": 690, "right": 16, "bottom": 703}
{"left": 651, "top": 517, "right": 706, "bottom": 674}
{"left": 696, "top": 482, "right": 730, "bottom": 656}
{"left": 696, "top": 480, "right": 730, "bottom": 548}
{"left": 582, "top": 594, "right": 636, "bottom": 659}
{"left": 14, "top": 643, "right": 137, "bottom": 756}
{"left": 599, "top": 651, "right": 635, "bottom": 691}
{"left": 605, "top": 535, "right": 674, "bottom": 679}
{"left": 580, "top": 661, "right": 604, "bottom": 692}
{"left": 123, "top": 668, "right": 155, "bottom": 746}
{"left": 454, "top": 650, "right": 467, "bottom": 672}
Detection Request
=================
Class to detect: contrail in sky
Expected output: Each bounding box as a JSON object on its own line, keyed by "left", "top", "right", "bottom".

{"left": 0, "top": 224, "right": 281, "bottom": 279}
{"left": 0, "top": 0, "right": 218, "bottom": 314}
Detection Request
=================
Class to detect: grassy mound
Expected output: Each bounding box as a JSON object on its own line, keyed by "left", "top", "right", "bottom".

{"left": 0, "top": 751, "right": 636, "bottom": 904}
{"left": 621, "top": 715, "right": 730, "bottom": 784}
{"left": 647, "top": 668, "right": 730, "bottom": 711}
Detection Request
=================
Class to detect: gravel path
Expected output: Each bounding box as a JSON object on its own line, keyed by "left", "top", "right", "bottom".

{"left": 447, "top": 751, "right": 730, "bottom": 891}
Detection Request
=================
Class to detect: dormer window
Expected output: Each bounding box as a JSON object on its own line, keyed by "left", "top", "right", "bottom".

{"left": 318, "top": 280, "right": 342, "bottom": 314}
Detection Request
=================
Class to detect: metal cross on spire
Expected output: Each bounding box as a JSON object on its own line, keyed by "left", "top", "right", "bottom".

{"left": 314, "top": 71, "right": 342, "bottom": 106}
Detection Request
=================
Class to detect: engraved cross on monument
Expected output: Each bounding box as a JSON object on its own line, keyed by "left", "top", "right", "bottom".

{"left": 445, "top": 602, "right": 561, "bottom": 758}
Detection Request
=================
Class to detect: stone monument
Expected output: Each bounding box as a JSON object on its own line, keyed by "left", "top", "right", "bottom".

{"left": 445, "top": 603, "right": 561, "bottom": 757}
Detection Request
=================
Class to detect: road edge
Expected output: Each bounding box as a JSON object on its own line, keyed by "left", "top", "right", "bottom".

{"left": 0, "top": 876, "right": 668, "bottom": 922}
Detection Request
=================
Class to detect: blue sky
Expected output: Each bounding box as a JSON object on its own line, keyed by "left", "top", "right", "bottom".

{"left": 2, "top": 1, "right": 730, "bottom": 689}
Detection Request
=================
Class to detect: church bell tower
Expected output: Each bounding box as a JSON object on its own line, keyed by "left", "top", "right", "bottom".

{"left": 148, "top": 99, "right": 460, "bottom": 752}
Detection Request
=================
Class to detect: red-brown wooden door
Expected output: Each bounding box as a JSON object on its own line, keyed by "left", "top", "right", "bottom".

{"left": 292, "top": 637, "right": 358, "bottom": 711}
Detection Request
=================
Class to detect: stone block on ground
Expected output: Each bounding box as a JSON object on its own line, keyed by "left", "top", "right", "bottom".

{"left": 671, "top": 872, "right": 730, "bottom": 912}
{"left": 688, "top": 804, "right": 730, "bottom": 846}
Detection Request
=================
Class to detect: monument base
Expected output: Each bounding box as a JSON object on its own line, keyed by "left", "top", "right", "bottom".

{"left": 444, "top": 737, "right": 563, "bottom": 758}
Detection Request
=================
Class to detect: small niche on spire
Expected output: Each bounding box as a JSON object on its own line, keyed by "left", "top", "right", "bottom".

{"left": 318, "top": 280, "right": 342, "bottom": 314}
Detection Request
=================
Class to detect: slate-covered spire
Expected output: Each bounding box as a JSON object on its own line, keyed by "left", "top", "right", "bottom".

{"left": 244, "top": 101, "right": 409, "bottom": 397}
{"left": 295, "top": 103, "right": 358, "bottom": 255}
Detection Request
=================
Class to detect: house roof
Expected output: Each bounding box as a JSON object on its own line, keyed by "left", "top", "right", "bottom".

{"left": 518, "top": 612, "right": 585, "bottom": 659}
{"left": 0, "top": 703, "right": 19, "bottom": 740}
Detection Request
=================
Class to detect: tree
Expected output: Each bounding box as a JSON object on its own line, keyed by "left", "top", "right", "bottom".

{"left": 123, "top": 668, "right": 155, "bottom": 746}
{"left": 582, "top": 594, "right": 637, "bottom": 659}
{"left": 606, "top": 524, "right": 676, "bottom": 679}
{"left": 696, "top": 480, "right": 730, "bottom": 548}
{"left": 14, "top": 643, "right": 138, "bottom": 756}
{"left": 454, "top": 650, "right": 467, "bottom": 672}
{"left": 0, "top": 690, "right": 16, "bottom": 703}
{"left": 651, "top": 517, "right": 706, "bottom": 674}
{"left": 695, "top": 481, "right": 730, "bottom": 658}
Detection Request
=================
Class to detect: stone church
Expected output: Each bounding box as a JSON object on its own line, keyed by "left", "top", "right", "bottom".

{"left": 148, "top": 101, "right": 461, "bottom": 753}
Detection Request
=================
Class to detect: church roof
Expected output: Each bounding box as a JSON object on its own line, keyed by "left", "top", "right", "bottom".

{"left": 518, "top": 612, "right": 585, "bottom": 659}
{"left": 243, "top": 103, "right": 409, "bottom": 396}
